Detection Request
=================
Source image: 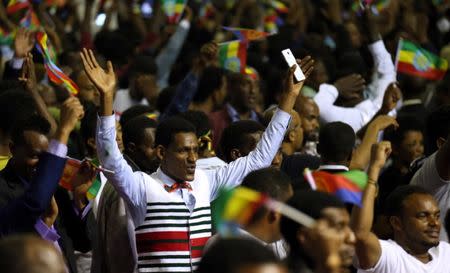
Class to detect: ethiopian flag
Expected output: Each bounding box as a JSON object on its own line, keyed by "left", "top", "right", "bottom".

{"left": 396, "top": 39, "right": 448, "bottom": 81}
{"left": 162, "top": 0, "right": 186, "bottom": 24}
{"left": 218, "top": 40, "right": 247, "bottom": 74}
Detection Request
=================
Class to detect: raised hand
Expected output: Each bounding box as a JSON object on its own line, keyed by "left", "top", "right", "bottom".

{"left": 371, "top": 115, "right": 399, "bottom": 132}
{"left": 56, "top": 97, "right": 84, "bottom": 144}
{"left": 380, "top": 82, "right": 402, "bottom": 114}
{"left": 370, "top": 141, "right": 392, "bottom": 170}
{"left": 80, "top": 48, "right": 116, "bottom": 96}
{"left": 192, "top": 41, "right": 219, "bottom": 75}
{"left": 334, "top": 74, "right": 366, "bottom": 101}
{"left": 14, "top": 28, "right": 34, "bottom": 58}
{"left": 18, "top": 53, "right": 37, "bottom": 92}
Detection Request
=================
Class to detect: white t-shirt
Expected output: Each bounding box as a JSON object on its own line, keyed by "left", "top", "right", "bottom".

{"left": 357, "top": 239, "right": 450, "bottom": 273}
{"left": 410, "top": 152, "right": 450, "bottom": 241}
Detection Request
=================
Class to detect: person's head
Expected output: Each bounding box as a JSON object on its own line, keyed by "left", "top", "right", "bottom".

{"left": 0, "top": 89, "right": 37, "bottom": 146}
{"left": 385, "top": 186, "right": 440, "bottom": 251}
{"left": 155, "top": 117, "right": 198, "bottom": 182}
{"left": 10, "top": 115, "right": 51, "bottom": 180}
{"left": 227, "top": 72, "right": 258, "bottom": 112}
{"left": 398, "top": 74, "right": 427, "bottom": 100}
{"left": 129, "top": 55, "right": 158, "bottom": 106}
{"left": 0, "top": 235, "right": 66, "bottom": 273}
{"left": 383, "top": 117, "right": 424, "bottom": 168}
{"left": 280, "top": 191, "right": 355, "bottom": 272}
{"left": 344, "top": 21, "right": 362, "bottom": 49}
{"left": 197, "top": 238, "right": 287, "bottom": 273}
{"left": 177, "top": 111, "right": 215, "bottom": 159}
{"left": 424, "top": 105, "right": 450, "bottom": 156}
{"left": 294, "top": 96, "right": 320, "bottom": 143}
{"left": 335, "top": 52, "right": 368, "bottom": 107}
{"left": 219, "top": 120, "right": 265, "bottom": 163}
{"left": 318, "top": 122, "right": 355, "bottom": 166}
{"left": 80, "top": 104, "right": 99, "bottom": 157}
{"left": 193, "top": 66, "right": 227, "bottom": 110}
{"left": 73, "top": 69, "right": 100, "bottom": 106}
{"left": 242, "top": 168, "right": 293, "bottom": 243}
{"left": 305, "top": 58, "right": 329, "bottom": 91}
{"left": 119, "top": 105, "right": 155, "bottom": 129}
{"left": 264, "top": 107, "right": 303, "bottom": 156}
{"left": 123, "top": 115, "right": 159, "bottom": 173}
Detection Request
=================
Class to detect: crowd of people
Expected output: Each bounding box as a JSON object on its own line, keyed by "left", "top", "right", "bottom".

{"left": 0, "top": 0, "right": 450, "bottom": 273}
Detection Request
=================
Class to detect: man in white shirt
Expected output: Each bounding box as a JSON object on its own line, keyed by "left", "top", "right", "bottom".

{"left": 352, "top": 141, "right": 450, "bottom": 273}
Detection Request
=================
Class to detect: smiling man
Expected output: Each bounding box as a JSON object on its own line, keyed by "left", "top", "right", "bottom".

{"left": 80, "top": 48, "right": 314, "bottom": 273}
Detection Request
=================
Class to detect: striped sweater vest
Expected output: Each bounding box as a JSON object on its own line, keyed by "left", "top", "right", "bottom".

{"left": 135, "top": 170, "right": 212, "bottom": 273}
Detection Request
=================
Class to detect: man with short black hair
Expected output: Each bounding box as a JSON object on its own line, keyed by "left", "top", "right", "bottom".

{"left": 318, "top": 122, "right": 356, "bottom": 170}
{"left": 81, "top": 48, "right": 314, "bottom": 272}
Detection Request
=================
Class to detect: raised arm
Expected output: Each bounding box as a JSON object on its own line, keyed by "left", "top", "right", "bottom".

{"left": 351, "top": 141, "right": 391, "bottom": 269}
{"left": 209, "top": 57, "right": 314, "bottom": 199}
{"left": 80, "top": 49, "right": 148, "bottom": 226}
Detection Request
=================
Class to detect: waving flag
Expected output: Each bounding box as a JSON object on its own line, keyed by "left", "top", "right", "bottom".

{"left": 396, "top": 39, "right": 448, "bottom": 81}
{"left": 20, "top": 9, "right": 41, "bottom": 31}
{"left": 264, "top": 8, "right": 284, "bottom": 33}
{"left": 269, "top": 0, "right": 288, "bottom": 13}
{"left": 218, "top": 40, "right": 247, "bottom": 73}
{"left": 162, "top": 0, "right": 186, "bottom": 24}
{"left": 6, "top": 0, "right": 30, "bottom": 14}
{"left": 311, "top": 170, "right": 368, "bottom": 206}
{"left": 35, "top": 32, "right": 79, "bottom": 95}
{"left": 222, "top": 26, "right": 270, "bottom": 42}
{"left": 0, "top": 27, "right": 15, "bottom": 45}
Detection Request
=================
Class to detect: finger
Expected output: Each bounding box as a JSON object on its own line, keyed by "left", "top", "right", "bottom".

{"left": 106, "top": 61, "right": 114, "bottom": 74}
{"left": 88, "top": 49, "right": 99, "bottom": 68}
{"left": 304, "top": 66, "right": 314, "bottom": 79}
{"left": 80, "top": 49, "right": 92, "bottom": 70}
{"left": 83, "top": 48, "right": 95, "bottom": 69}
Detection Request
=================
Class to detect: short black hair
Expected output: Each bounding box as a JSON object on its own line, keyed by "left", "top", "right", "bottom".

{"left": 122, "top": 115, "right": 158, "bottom": 148}
{"left": 318, "top": 122, "right": 355, "bottom": 163}
{"left": 129, "top": 54, "right": 157, "bottom": 77}
{"left": 0, "top": 89, "right": 37, "bottom": 137}
{"left": 197, "top": 238, "right": 279, "bottom": 273}
{"left": 154, "top": 117, "right": 196, "bottom": 148}
{"left": 280, "top": 190, "right": 345, "bottom": 254}
{"left": 119, "top": 105, "right": 155, "bottom": 128}
{"left": 156, "top": 86, "right": 176, "bottom": 113}
{"left": 242, "top": 168, "right": 292, "bottom": 223}
{"left": 384, "top": 185, "right": 432, "bottom": 217}
{"left": 193, "top": 66, "right": 226, "bottom": 103}
{"left": 11, "top": 115, "right": 51, "bottom": 146}
{"left": 424, "top": 106, "right": 450, "bottom": 156}
{"left": 219, "top": 120, "right": 265, "bottom": 162}
{"left": 335, "top": 51, "right": 368, "bottom": 79}
{"left": 177, "top": 111, "right": 211, "bottom": 138}
{"left": 383, "top": 116, "right": 424, "bottom": 147}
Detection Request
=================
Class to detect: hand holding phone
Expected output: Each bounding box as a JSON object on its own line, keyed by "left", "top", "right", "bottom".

{"left": 281, "top": 49, "right": 305, "bottom": 82}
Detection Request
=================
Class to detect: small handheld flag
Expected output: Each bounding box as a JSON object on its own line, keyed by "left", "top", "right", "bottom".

{"left": 269, "top": 0, "right": 288, "bottom": 13}
{"left": 20, "top": 9, "right": 41, "bottom": 31}
{"left": 218, "top": 40, "right": 247, "bottom": 73}
{"left": 222, "top": 26, "right": 270, "bottom": 42}
{"left": 395, "top": 39, "right": 448, "bottom": 81}
{"left": 35, "top": 31, "right": 79, "bottom": 95}
{"left": 311, "top": 170, "right": 368, "bottom": 207}
{"left": 6, "top": 0, "right": 30, "bottom": 14}
{"left": 161, "top": 0, "right": 187, "bottom": 24}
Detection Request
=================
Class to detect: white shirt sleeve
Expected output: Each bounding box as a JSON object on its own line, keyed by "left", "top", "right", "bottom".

{"left": 207, "top": 109, "right": 291, "bottom": 200}
{"left": 96, "top": 115, "right": 148, "bottom": 226}
{"left": 357, "top": 240, "right": 400, "bottom": 273}
{"left": 410, "top": 152, "right": 450, "bottom": 192}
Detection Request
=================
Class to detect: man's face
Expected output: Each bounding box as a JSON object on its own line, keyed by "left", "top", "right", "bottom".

{"left": 233, "top": 78, "right": 257, "bottom": 111}
{"left": 131, "top": 74, "right": 159, "bottom": 106}
{"left": 321, "top": 207, "right": 356, "bottom": 272}
{"left": 397, "top": 194, "right": 441, "bottom": 248}
{"left": 298, "top": 100, "right": 320, "bottom": 142}
{"left": 77, "top": 71, "right": 100, "bottom": 106}
{"left": 397, "top": 131, "right": 424, "bottom": 166}
{"left": 134, "top": 128, "right": 159, "bottom": 173}
{"left": 116, "top": 122, "right": 124, "bottom": 152}
{"left": 290, "top": 111, "right": 304, "bottom": 151}
{"left": 271, "top": 149, "right": 283, "bottom": 170}
{"left": 212, "top": 76, "right": 228, "bottom": 109}
{"left": 161, "top": 132, "right": 198, "bottom": 182}
{"left": 11, "top": 131, "right": 49, "bottom": 180}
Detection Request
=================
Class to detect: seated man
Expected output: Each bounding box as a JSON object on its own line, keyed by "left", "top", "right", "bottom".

{"left": 80, "top": 48, "right": 314, "bottom": 272}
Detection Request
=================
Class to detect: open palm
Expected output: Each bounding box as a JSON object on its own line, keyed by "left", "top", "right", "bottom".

{"left": 80, "top": 48, "right": 116, "bottom": 96}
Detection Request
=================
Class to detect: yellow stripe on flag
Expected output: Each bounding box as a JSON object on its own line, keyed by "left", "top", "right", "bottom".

{"left": 227, "top": 41, "right": 239, "bottom": 58}
{"left": 175, "top": 3, "right": 184, "bottom": 13}
{"left": 399, "top": 50, "right": 438, "bottom": 70}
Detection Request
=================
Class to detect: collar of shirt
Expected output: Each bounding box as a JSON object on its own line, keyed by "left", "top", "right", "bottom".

{"left": 402, "top": 99, "right": 422, "bottom": 106}
{"left": 155, "top": 168, "right": 179, "bottom": 187}
{"left": 317, "top": 165, "right": 349, "bottom": 172}
{"left": 226, "top": 103, "right": 259, "bottom": 123}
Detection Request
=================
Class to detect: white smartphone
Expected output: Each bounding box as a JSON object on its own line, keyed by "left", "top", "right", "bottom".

{"left": 281, "top": 49, "right": 305, "bottom": 82}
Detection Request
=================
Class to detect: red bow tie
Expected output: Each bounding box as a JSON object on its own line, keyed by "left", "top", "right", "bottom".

{"left": 164, "top": 182, "right": 193, "bottom": 193}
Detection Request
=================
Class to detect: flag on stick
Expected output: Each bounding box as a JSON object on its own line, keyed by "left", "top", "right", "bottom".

{"left": 218, "top": 40, "right": 247, "bottom": 73}
{"left": 222, "top": 26, "right": 270, "bottom": 42}
{"left": 161, "top": 0, "right": 187, "bottom": 24}
{"left": 395, "top": 39, "right": 448, "bottom": 81}
{"left": 35, "top": 31, "right": 79, "bottom": 95}
{"left": 311, "top": 170, "right": 368, "bottom": 206}
{"left": 20, "top": 9, "right": 41, "bottom": 31}
{"left": 6, "top": 0, "right": 30, "bottom": 14}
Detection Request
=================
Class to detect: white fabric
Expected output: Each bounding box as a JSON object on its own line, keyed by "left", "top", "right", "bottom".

{"left": 356, "top": 239, "right": 450, "bottom": 273}
{"left": 113, "top": 89, "right": 149, "bottom": 115}
{"left": 314, "top": 40, "right": 396, "bottom": 132}
{"left": 410, "top": 152, "right": 450, "bottom": 241}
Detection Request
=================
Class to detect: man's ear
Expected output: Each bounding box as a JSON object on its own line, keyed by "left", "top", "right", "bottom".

{"left": 288, "top": 130, "right": 296, "bottom": 143}
{"left": 389, "top": 216, "right": 403, "bottom": 232}
{"left": 437, "top": 137, "right": 446, "bottom": 149}
{"left": 156, "top": 145, "right": 166, "bottom": 161}
{"left": 230, "top": 149, "right": 241, "bottom": 161}
{"left": 267, "top": 211, "right": 279, "bottom": 224}
{"left": 127, "top": 142, "right": 137, "bottom": 154}
{"left": 296, "top": 226, "right": 307, "bottom": 246}
{"left": 87, "top": 137, "right": 96, "bottom": 151}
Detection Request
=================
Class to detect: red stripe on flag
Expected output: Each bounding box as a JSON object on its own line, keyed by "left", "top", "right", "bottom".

{"left": 238, "top": 42, "right": 247, "bottom": 74}
{"left": 136, "top": 231, "right": 189, "bottom": 241}
{"left": 7, "top": 3, "right": 29, "bottom": 14}
{"left": 397, "top": 62, "right": 446, "bottom": 81}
